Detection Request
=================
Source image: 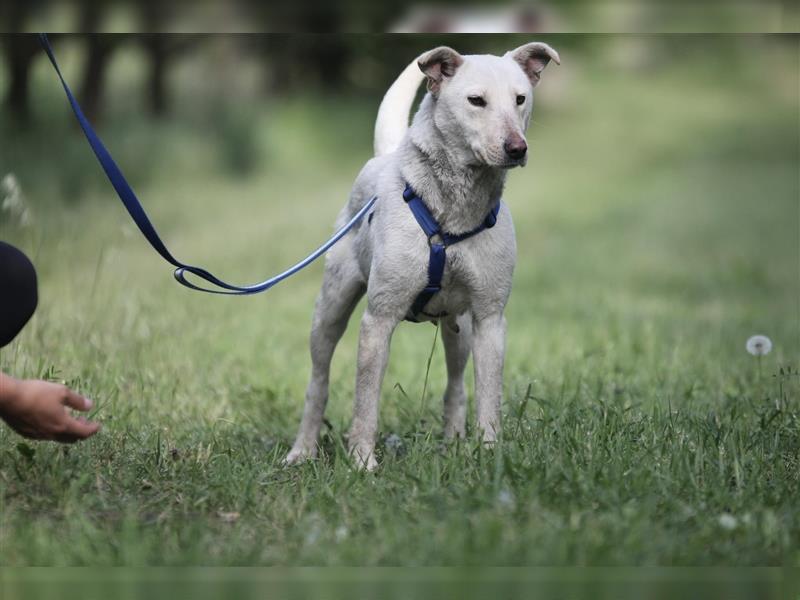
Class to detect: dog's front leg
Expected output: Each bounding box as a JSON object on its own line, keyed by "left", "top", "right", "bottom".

{"left": 442, "top": 313, "right": 472, "bottom": 439}
{"left": 472, "top": 312, "right": 507, "bottom": 443}
{"left": 349, "top": 308, "right": 398, "bottom": 470}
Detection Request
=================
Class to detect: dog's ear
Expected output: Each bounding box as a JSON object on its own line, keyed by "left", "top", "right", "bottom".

{"left": 507, "top": 42, "right": 560, "bottom": 87}
{"left": 418, "top": 46, "right": 464, "bottom": 95}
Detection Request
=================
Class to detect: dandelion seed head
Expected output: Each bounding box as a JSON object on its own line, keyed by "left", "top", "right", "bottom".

{"left": 746, "top": 335, "right": 772, "bottom": 356}
{"left": 1, "top": 173, "right": 32, "bottom": 226}
{"left": 1, "top": 173, "right": 19, "bottom": 196}
{"left": 334, "top": 525, "right": 348, "bottom": 542}
{"left": 1, "top": 173, "right": 23, "bottom": 212}
{"left": 718, "top": 513, "right": 737, "bottom": 530}
{"left": 496, "top": 488, "right": 516, "bottom": 510}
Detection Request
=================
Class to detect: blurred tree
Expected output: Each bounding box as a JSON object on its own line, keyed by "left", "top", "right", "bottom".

{"left": 138, "top": 34, "right": 201, "bottom": 117}
{"left": 241, "top": 0, "right": 400, "bottom": 93}
{"left": 136, "top": 1, "right": 201, "bottom": 116}
{"left": 77, "top": 2, "right": 127, "bottom": 122}
{"left": 80, "top": 35, "right": 119, "bottom": 122}
{"left": 136, "top": 0, "right": 203, "bottom": 117}
{"left": 1, "top": 0, "right": 47, "bottom": 124}
{"left": 2, "top": 35, "right": 40, "bottom": 123}
{"left": 1, "top": 6, "right": 35, "bottom": 120}
{"left": 138, "top": 0, "right": 171, "bottom": 116}
{"left": 142, "top": 34, "right": 169, "bottom": 115}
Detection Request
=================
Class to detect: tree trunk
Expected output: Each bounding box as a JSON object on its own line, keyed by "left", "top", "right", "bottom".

{"left": 3, "top": 36, "right": 38, "bottom": 124}
{"left": 144, "top": 36, "right": 169, "bottom": 116}
{"left": 138, "top": 0, "right": 172, "bottom": 118}
{"left": 80, "top": 36, "right": 115, "bottom": 122}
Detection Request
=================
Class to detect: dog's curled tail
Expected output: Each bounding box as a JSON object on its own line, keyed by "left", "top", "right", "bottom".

{"left": 373, "top": 57, "right": 425, "bottom": 157}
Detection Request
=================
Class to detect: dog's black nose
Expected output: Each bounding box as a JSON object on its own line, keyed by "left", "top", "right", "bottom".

{"left": 504, "top": 138, "right": 527, "bottom": 160}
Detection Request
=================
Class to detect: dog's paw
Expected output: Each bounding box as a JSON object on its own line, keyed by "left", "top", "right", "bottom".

{"left": 443, "top": 426, "right": 466, "bottom": 440}
{"left": 362, "top": 454, "right": 379, "bottom": 472}
{"left": 356, "top": 455, "right": 379, "bottom": 472}
{"left": 478, "top": 424, "right": 499, "bottom": 445}
{"left": 349, "top": 446, "right": 379, "bottom": 472}
{"left": 282, "top": 446, "right": 316, "bottom": 466}
{"left": 480, "top": 434, "right": 498, "bottom": 447}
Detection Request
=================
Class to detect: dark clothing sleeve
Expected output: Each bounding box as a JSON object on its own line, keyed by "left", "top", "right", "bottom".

{"left": 0, "top": 241, "right": 38, "bottom": 348}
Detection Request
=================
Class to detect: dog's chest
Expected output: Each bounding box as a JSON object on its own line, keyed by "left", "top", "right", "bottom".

{"left": 420, "top": 244, "right": 484, "bottom": 317}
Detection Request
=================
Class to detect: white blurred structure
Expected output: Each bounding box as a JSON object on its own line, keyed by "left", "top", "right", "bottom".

{"left": 391, "top": 3, "right": 556, "bottom": 33}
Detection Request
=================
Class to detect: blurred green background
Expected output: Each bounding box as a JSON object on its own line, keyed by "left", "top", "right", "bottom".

{"left": 0, "top": 33, "right": 798, "bottom": 572}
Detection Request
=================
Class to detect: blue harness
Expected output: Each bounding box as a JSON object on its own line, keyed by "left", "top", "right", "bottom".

{"left": 402, "top": 184, "right": 500, "bottom": 321}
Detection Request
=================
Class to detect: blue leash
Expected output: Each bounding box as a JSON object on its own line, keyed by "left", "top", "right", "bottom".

{"left": 38, "top": 33, "right": 376, "bottom": 295}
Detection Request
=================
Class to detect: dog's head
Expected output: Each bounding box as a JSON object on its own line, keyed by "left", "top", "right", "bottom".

{"left": 417, "top": 42, "right": 559, "bottom": 168}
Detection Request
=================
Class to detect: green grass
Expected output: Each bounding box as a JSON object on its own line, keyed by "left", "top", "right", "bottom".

{"left": 0, "top": 37, "right": 798, "bottom": 567}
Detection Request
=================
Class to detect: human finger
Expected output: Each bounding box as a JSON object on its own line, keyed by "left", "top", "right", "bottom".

{"left": 59, "top": 415, "right": 101, "bottom": 441}
{"left": 61, "top": 388, "right": 93, "bottom": 412}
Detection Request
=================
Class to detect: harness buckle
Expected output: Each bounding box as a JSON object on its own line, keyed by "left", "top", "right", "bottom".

{"left": 428, "top": 233, "right": 444, "bottom": 248}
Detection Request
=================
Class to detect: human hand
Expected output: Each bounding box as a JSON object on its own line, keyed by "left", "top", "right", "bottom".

{"left": 0, "top": 376, "right": 100, "bottom": 443}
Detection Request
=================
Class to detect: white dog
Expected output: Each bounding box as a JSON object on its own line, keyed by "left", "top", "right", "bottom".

{"left": 285, "top": 42, "right": 560, "bottom": 470}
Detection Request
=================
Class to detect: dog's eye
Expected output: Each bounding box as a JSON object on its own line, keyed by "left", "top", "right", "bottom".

{"left": 467, "top": 96, "right": 486, "bottom": 107}
{"left": 516, "top": 94, "right": 526, "bottom": 106}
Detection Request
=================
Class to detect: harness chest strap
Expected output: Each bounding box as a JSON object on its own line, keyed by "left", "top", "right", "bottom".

{"left": 402, "top": 184, "right": 501, "bottom": 321}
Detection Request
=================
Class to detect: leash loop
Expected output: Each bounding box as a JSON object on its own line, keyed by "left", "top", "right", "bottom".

{"left": 38, "top": 33, "right": 376, "bottom": 296}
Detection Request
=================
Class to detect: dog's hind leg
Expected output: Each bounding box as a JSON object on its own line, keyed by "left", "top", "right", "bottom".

{"left": 284, "top": 256, "right": 365, "bottom": 465}
{"left": 441, "top": 313, "right": 471, "bottom": 439}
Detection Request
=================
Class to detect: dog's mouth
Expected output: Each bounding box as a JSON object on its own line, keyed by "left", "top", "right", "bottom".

{"left": 500, "top": 160, "right": 525, "bottom": 169}
{"left": 500, "top": 156, "right": 527, "bottom": 169}
{"left": 475, "top": 148, "right": 528, "bottom": 169}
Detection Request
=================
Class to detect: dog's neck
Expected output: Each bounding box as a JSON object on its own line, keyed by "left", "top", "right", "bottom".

{"left": 400, "top": 97, "right": 507, "bottom": 235}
